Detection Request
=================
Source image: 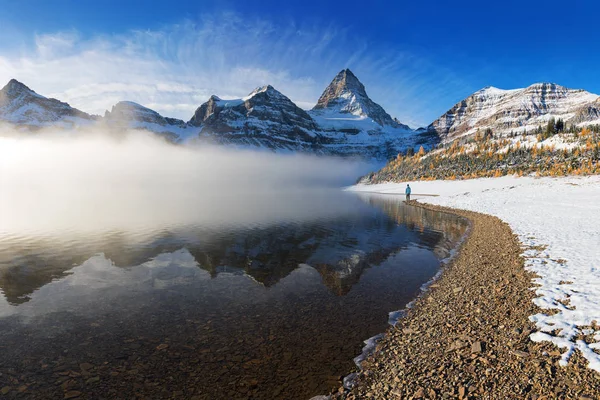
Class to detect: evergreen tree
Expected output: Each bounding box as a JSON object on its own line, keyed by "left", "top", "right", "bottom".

{"left": 484, "top": 128, "right": 493, "bottom": 141}
{"left": 546, "top": 117, "right": 556, "bottom": 137}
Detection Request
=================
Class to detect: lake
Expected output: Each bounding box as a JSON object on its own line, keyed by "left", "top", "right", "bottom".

{"left": 0, "top": 190, "right": 468, "bottom": 399}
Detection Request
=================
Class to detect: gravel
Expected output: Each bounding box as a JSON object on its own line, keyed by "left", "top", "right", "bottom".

{"left": 329, "top": 203, "right": 600, "bottom": 399}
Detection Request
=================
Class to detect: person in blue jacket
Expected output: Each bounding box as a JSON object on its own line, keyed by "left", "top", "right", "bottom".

{"left": 405, "top": 184, "right": 411, "bottom": 201}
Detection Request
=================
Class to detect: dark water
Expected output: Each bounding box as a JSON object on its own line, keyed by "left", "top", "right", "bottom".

{"left": 0, "top": 191, "right": 467, "bottom": 399}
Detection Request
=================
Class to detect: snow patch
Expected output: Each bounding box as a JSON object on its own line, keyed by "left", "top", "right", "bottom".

{"left": 350, "top": 175, "right": 600, "bottom": 373}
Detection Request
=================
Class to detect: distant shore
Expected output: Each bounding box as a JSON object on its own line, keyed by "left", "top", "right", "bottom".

{"left": 329, "top": 202, "right": 600, "bottom": 399}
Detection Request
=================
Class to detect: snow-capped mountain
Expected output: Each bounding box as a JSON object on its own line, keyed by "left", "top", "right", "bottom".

{"left": 0, "top": 72, "right": 432, "bottom": 160}
{"left": 103, "top": 101, "right": 195, "bottom": 141}
{"left": 308, "top": 69, "right": 432, "bottom": 158}
{"left": 186, "top": 71, "right": 431, "bottom": 158}
{"left": 0, "top": 79, "right": 95, "bottom": 128}
{"left": 429, "top": 83, "right": 600, "bottom": 141}
{"left": 311, "top": 69, "right": 409, "bottom": 129}
{"left": 189, "top": 85, "right": 322, "bottom": 151}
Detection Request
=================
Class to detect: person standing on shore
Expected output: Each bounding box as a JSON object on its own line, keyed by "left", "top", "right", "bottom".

{"left": 405, "top": 184, "right": 411, "bottom": 202}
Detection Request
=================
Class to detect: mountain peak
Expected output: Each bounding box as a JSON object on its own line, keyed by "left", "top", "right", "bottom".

{"left": 314, "top": 69, "right": 367, "bottom": 111}
{"left": 474, "top": 86, "right": 513, "bottom": 97}
{"left": 0, "top": 79, "right": 94, "bottom": 126}
{"left": 312, "top": 69, "right": 408, "bottom": 128}
{"left": 245, "top": 84, "right": 279, "bottom": 99}
{"left": 525, "top": 82, "right": 571, "bottom": 92}
{"left": 113, "top": 101, "right": 146, "bottom": 109}
{"left": 5, "top": 79, "right": 29, "bottom": 89}
{"left": 105, "top": 101, "right": 186, "bottom": 131}
{"left": 529, "top": 82, "right": 561, "bottom": 88}
{"left": 335, "top": 68, "right": 360, "bottom": 82}
{"left": 1, "top": 79, "right": 39, "bottom": 98}
{"left": 429, "top": 81, "right": 600, "bottom": 141}
{"left": 108, "top": 101, "right": 166, "bottom": 119}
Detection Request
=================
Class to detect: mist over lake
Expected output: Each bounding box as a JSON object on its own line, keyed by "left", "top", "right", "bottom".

{"left": 0, "top": 129, "right": 468, "bottom": 399}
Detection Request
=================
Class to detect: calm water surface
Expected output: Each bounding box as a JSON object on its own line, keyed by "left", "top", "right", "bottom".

{"left": 0, "top": 191, "right": 467, "bottom": 399}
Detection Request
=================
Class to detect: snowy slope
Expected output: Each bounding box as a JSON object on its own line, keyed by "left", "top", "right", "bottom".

{"left": 0, "top": 79, "right": 95, "bottom": 128}
{"left": 350, "top": 176, "right": 600, "bottom": 373}
{"left": 430, "top": 83, "right": 600, "bottom": 141}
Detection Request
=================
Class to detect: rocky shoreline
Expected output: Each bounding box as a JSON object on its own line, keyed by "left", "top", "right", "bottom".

{"left": 328, "top": 202, "right": 600, "bottom": 399}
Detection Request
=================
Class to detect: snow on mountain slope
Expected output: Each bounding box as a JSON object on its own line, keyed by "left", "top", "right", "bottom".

{"left": 0, "top": 79, "right": 95, "bottom": 128}
{"left": 311, "top": 69, "right": 409, "bottom": 129}
{"left": 429, "top": 83, "right": 600, "bottom": 141}
{"left": 308, "top": 69, "right": 435, "bottom": 158}
{"left": 103, "top": 101, "right": 198, "bottom": 142}
{"left": 188, "top": 85, "right": 322, "bottom": 152}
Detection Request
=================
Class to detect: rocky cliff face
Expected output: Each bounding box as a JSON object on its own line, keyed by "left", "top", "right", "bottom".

{"left": 429, "top": 83, "right": 600, "bottom": 141}
{"left": 0, "top": 79, "right": 95, "bottom": 128}
{"left": 188, "top": 95, "right": 222, "bottom": 125}
{"left": 572, "top": 97, "right": 600, "bottom": 125}
{"left": 189, "top": 85, "right": 321, "bottom": 151}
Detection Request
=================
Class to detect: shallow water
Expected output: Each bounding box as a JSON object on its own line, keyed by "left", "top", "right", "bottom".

{"left": 0, "top": 191, "right": 467, "bottom": 399}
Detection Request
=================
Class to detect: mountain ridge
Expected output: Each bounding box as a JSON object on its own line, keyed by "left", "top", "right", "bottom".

{"left": 3, "top": 73, "right": 599, "bottom": 159}
{"left": 0, "top": 71, "right": 428, "bottom": 160}
{"left": 428, "top": 82, "right": 600, "bottom": 141}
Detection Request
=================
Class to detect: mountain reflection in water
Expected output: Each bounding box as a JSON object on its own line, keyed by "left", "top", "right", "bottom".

{"left": 0, "top": 191, "right": 467, "bottom": 400}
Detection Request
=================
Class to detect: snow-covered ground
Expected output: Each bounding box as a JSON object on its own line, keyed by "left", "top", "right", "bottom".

{"left": 349, "top": 175, "right": 600, "bottom": 372}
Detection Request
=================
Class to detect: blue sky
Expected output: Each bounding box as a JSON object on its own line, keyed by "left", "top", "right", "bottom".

{"left": 0, "top": 0, "right": 598, "bottom": 127}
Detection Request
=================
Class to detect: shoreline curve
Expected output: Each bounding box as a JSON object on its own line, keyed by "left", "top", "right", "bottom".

{"left": 327, "top": 201, "right": 600, "bottom": 399}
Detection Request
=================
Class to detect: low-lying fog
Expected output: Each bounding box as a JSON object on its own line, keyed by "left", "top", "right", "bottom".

{"left": 0, "top": 128, "right": 372, "bottom": 235}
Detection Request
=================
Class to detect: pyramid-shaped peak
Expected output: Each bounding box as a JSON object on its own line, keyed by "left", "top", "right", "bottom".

{"left": 313, "top": 69, "right": 369, "bottom": 111}
{"left": 0, "top": 79, "right": 94, "bottom": 125}
{"left": 337, "top": 68, "right": 360, "bottom": 81}
{"left": 312, "top": 69, "right": 408, "bottom": 128}
{"left": 331, "top": 69, "right": 365, "bottom": 90}
{"left": 1, "top": 79, "right": 38, "bottom": 96}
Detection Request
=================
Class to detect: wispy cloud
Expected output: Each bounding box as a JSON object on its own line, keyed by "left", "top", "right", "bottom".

{"left": 0, "top": 12, "right": 470, "bottom": 126}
